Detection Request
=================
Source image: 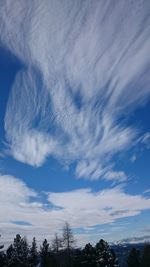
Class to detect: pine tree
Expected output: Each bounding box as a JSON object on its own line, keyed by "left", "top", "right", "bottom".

{"left": 40, "top": 239, "right": 51, "bottom": 267}
{"left": 110, "top": 248, "right": 120, "bottom": 267}
{"left": 6, "top": 234, "right": 29, "bottom": 267}
{"left": 95, "top": 239, "right": 120, "bottom": 267}
{"left": 6, "top": 243, "right": 14, "bottom": 265}
{"left": 127, "top": 247, "right": 140, "bottom": 267}
{"left": 72, "top": 249, "right": 83, "bottom": 267}
{"left": 0, "top": 235, "right": 6, "bottom": 266}
{"left": 81, "top": 243, "right": 96, "bottom": 267}
{"left": 141, "top": 244, "right": 150, "bottom": 267}
{"left": 0, "top": 234, "right": 4, "bottom": 250}
{"left": 29, "top": 237, "right": 39, "bottom": 267}
{"left": 21, "top": 237, "right": 29, "bottom": 266}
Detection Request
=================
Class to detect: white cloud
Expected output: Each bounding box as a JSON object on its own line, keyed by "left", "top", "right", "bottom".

{"left": 140, "top": 132, "right": 150, "bottom": 149}
{"left": 48, "top": 188, "right": 150, "bottom": 227}
{"left": 104, "top": 171, "right": 127, "bottom": 182}
{"left": 76, "top": 160, "right": 108, "bottom": 180}
{"left": 0, "top": 152, "right": 4, "bottom": 158}
{"left": 0, "top": 0, "right": 150, "bottom": 180}
{"left": 76, "top": 161, "right": 128, "bottom": 182}
{"left": 0, "top": 174, "right": 150, "bottom": 246}
{"left": 143, "top": 189, "right": 150, "bottom": 194}
{"left": 141, "top": 226, "right": 150, "bottom": 233}
{"left": 8, "top": 130, "right": 59, "bottom": 167}
{"left": 131, "top": 155, "right": 137, "bottom": 163}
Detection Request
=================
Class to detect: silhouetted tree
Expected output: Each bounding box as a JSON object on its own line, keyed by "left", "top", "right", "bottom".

{"left": 29, "top": 237, "right": 39, "bottom": 267}
{"left": 0, "top": 234, "right": 4, "bottom": 250}
{"left": 6, "top": 234, "right": 29, "bottom": 267}
{"left": 6, "top": 244, "right": 14, "bottom": 266}
{"left": 62, "top": 222, "right": 75, "bottom": 266}
{"left": 111, "top": 248, "right": 120, "bottom": 267}
{"left": 72, "top": 248, "right": 83, "bottom": 267}
{"left": 141, "top": 244, "right": 150, "bottom": 267}
{"left": 0, "top": 251, "right": 6, "bottom": 267}
{"left": 81, "top": 243, "right": 96, "bottom": 267}
{"left": 127, "top": 247, "right": 140, "bottom": 267}
{"left": 95, "top": 239, "right": 119, "bottom": 267}
{"left": 0, "top": 232, "right": 123, "bottom": 267}
{"left": 0, "top": 235, "right": 6, "bottom": 266}
{"left": 62, "top": 222, "right": 75, "bottom": 252}
{"left": 40, "top": 239, "right": 51, "bottom": 267}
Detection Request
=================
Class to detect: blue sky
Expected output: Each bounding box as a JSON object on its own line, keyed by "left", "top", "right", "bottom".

{"left": 0, "top": 0, "right": 150, "bottom": 246}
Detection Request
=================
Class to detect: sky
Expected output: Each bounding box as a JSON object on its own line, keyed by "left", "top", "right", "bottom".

{"left": 0, "top": 0, "right": 150, "bottom": 247}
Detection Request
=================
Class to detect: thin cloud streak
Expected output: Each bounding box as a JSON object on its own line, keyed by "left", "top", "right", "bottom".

{"left": 0, "top": 0, "right": 150, "bottom": 180}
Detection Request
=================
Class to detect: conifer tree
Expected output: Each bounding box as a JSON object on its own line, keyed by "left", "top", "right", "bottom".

{"left": 0, "top": 234, "right": 4, "bottom": 250}
{"left": 81, "top": 243, "right": 96, "bottom": 267}
{"left": 6, "top": 243, "right": 14, "bottom": 265}
{"left": 127, "top": 247, "right": 140, "bottom": 267}
{"left": 95, "top": 239, "right": 119, "bottom": 267}
{"left": 6, "top": 234, "right": 29, "bottom": 267}
{"left": 141, "top": 244, "right": 150, "bottom": 267}
{"left": 40, "top": 239, "right": 51, "bottom": 267}
{"left": 0, "top": 234, "right": 6, "bottom": 266}
{"left": 21, "top": 237, "right": 29, "bottom": 266}
{"left": 29, "top": 237, "right": 39, "bottom": 267}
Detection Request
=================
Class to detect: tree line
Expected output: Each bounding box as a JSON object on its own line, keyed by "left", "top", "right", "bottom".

{"left": 127, "top": 245, "right": 150, "bottom": 267}
{"left": 0, "top": 223, "right": 149, "bottom": 267}
{"left": 0, "top": 222, "right": 119, "bottom": 267}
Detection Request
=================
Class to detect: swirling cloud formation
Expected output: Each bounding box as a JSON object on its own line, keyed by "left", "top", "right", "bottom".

{"left": 1, "top": 0, "right": 150, "bottom": 180}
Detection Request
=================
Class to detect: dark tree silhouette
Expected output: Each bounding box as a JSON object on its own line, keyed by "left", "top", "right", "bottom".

{"left": 127, "top": 247, "right": 140, "bottom": 267}
{"left": 0, "top": 235, "right": 4, "bottom": 250}
{"left": 95, "top": 239, "right": 119, "bottom": 267}
{"left": 0, "top": 231, "right": 123, "bottom": 267}
{"left": 62, "top": 222, "right": 75, "bottom": 266}
{"left": 6, "top": 234, "right": 29, "bottom": 267}
{"left": 40, "top": 239, "right": 52, "bottom": 267}
{"left": 28, "top": 237, "right": 39, "bottom": 267}
{"left": 141, "top": 244, "right": 150, "bottom": 267}
{"left": 81, "top": 243, "right": 96, "bottom": 267}
{"left": 0, "top": 235, "right": 6, "bottom": 266}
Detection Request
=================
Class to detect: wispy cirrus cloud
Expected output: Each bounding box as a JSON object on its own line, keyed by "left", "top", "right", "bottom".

{"left": 143, "top": 189, "right": 150, "bottom": 194}
{"left": 140, "top": 132, "right": 150, "bottom": 149}
{"left": 1, "top": 0, "right": 150, "bottom": 180}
